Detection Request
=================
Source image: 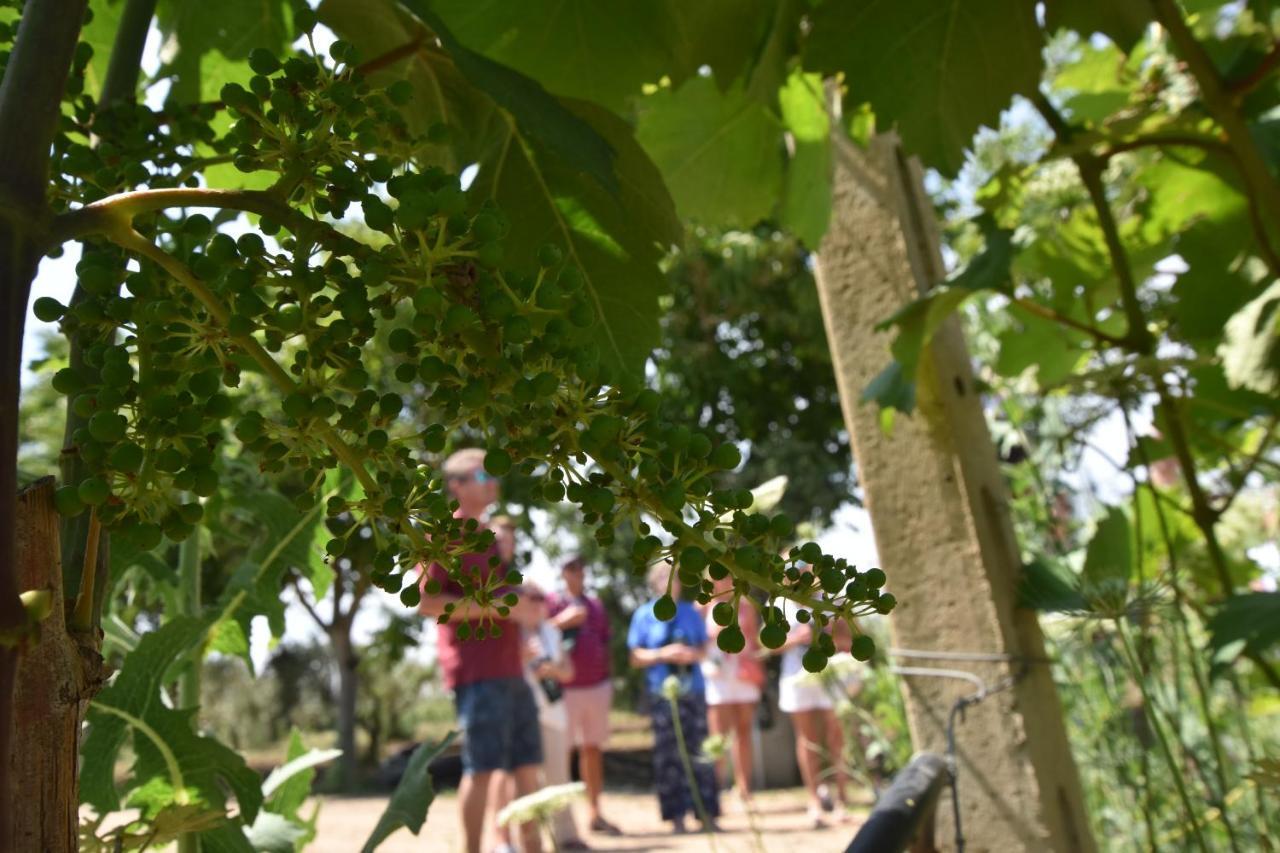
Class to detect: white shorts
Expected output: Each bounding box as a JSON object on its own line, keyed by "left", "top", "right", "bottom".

{"left": 778, "top": 674, "right": 833, "bottom": 714}
{"left": 704, "top": 675, "right": 761, "bottom": 706}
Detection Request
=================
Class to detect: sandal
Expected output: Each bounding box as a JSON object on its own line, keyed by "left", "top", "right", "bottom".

{"left": 589, "top": 817, "right": 622, "bottom": 836}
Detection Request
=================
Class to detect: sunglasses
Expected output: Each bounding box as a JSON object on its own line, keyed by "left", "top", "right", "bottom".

{"left": 446, "top": 470, "right": 493, "bottom": 485}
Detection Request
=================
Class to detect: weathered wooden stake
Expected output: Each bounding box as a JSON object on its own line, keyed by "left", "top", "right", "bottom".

{"left": 813, "top": 134, "right": 1095, "bottom": 852}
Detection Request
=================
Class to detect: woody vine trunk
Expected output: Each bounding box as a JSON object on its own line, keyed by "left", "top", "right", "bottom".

{"left": 0, "top": 0, "right": 91, "bottom": 847}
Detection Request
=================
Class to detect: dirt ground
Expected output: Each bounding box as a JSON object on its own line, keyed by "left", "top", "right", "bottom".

{"left": 309, "top": 786, "right": 869, "bottom": 852}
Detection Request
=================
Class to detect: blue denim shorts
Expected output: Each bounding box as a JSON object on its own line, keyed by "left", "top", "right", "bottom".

{"left": 454, "top": 677, "right": 543, "bottom": 773}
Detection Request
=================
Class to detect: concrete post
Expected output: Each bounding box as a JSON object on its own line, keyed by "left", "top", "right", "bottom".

{"left": 813, "top": 134, "right": 1095, "bottom": 852}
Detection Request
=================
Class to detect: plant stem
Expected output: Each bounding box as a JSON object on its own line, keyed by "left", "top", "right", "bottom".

{"left": 98, "top": 0, "right": 157, "bottom": 108}
{"left": 1150, "top": 0, "right": 1280, "bottom": 233}
{"left": 1114, "top": 621, "right": 1210, "bottom": 852}
{"left": 0, "top": 1, "right": 90, "bottom": 844}
{"left": 667, "top": 692, "right": 716, "bottom": 846}
{"left": 176, "top": 516, "right": 202, "bottom": 853}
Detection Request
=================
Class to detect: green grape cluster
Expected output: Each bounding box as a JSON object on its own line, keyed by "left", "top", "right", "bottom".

{"left": 42, "top": 35, "right": 892, "bottom": 670}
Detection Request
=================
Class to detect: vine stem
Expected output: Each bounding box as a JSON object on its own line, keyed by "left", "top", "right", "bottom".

{"left": 1150, "top": 0, "right": 1280, "bottom": 232}
{"left": 107, "top": 227, "right": 381, "bottom": 498}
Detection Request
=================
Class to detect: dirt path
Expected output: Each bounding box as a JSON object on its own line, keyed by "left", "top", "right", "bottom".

{"left": 310, "top": 787, "right": 869, "bottom": 852}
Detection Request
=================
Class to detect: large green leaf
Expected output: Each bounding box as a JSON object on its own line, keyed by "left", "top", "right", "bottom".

{"left": 1080, "top": 507, "right": 1133, "bottom": 609}
{"left": 877, "top": 216, "right": 1014, "bottom": 375}
{"left": 82, "top": 617, "right": 261, "bottom": 827}
{"left": 635, "top": 75, "right": 783, "bottom": 226}
{"left": 1018, "top": 558, "right": 1087, "bottom": 612}
{"left": 398, "top": 0, "right": 617, "bottom": 195}
{"left": 1220, "top": 278, "right": 1280, "bottom": 395}
{"left": 803, "top": 0, "right": 1042, "bottom": 175}
{"left": 81, "top": 0, "right": 126, "bottom": 99}
{"left": 427, "top": 0, "right": 670, "bottom": 113}
{"left": 468, "top": 100, "right": 680, "bottom": 385}
{"left": 1043, "top": 0, "right": 1150, "bottom": 51}
{"left": 155, "top": 0, "right": 292, "bottom": 104}
{"left": 361, "top": 733, "right": 457, "bottom": 853}
{"left": 1207, "top": 592, "right": 1280, "bottom": 674}
{"left": 661, "top": 0, "right": 779, "bottom": 89}
{"left": 778, "top": 70, "right": 831, "bottom": 248}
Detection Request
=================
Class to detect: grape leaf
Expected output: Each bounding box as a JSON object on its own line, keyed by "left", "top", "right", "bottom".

{"left": 661, "top": 0, "right": 777, "bottom": 89}
{"left": 155, "top": 0, "right": 291, "bottom": 104}
{"left": 1043, "top": 0, "right": 1150, "bottom": 52}
{"left": 1018, "top": 558, "right": 1087, "bottom": 613}
{"left": 861, "top": 361, "right": 916, "bottom": 414}
{"left": 398, "top": 0, "right": 618, "bottom": 196}
{"left": 778, "top": 70, "right": 832, "bottom": 248}
{"left": 1208, "top": 592, "right": 1280, "bottom": 674}
{"left": 427, "top": 0, "right": 670, "bottom": 113}
{"left": 361, "top": 733, "right": 457, "bottom": 853}
{"left": 635, "top": 75, "right": 783, "bottom": 226}
{"left": 1220, "top": 278, "right": 1280, "bottom": 395}
{"left": 82, "top": 617, "right": 262, "bottom": 827}
{"left": 1080, "top": 507, "right": 1132, "bottom": 609}
{"left": 81, "top": 0, "right": 126, "bottom": 99}
{"left": 468, "top": 100, "right": 680, "bottom": 385}
{"left": 803, "top": 0, "right": 1042, "bottom": 175}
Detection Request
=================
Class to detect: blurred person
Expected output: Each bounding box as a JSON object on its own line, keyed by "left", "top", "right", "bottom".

{"left": 491, "top": 582, "right": 587, "bottom": 851}
{"left": 627, "top": 563, "right": 720, "bottom": 833}
{"left": 418, "top": 448, "right": 545, "bottom": 853}
{"left": 698, "top": 575, "right": 765, "bottom": 806}
{"left": 547, "top": 556, "right": 619, "bottom": 836}
{"left": 773, "top": 594, "right": 855, "bottom": 828}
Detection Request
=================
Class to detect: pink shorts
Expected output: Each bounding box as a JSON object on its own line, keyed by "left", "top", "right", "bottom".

{"left": 562, "top": 681, "right": 612, "bottom": 747}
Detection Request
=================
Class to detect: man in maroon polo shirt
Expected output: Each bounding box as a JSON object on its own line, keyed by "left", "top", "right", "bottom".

{"left": 419, "top": 448, "right": 544, "bottom": 853}
{"left": 549, "top": 556, "right": 619, "bottom": 836}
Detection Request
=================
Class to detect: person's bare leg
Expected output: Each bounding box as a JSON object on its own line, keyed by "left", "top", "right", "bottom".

{"left": 459, "top": 770, "right": 493, "bottom": 853}
{"left": 707, "top": 704, "right": 731, "bottom": 789}
{"left": 823, "top": 709, "right": 851, "bottom": 814}
{"left": 512, "top": 764, "right": 545, "bottom": 853}
{"left": 580, "top": 744, "right": 605, "bottom": 822}
{"left": 488, "top": 771, "right": 516, "bottom": 850}
{"left": 790, "top": 711, "right": 825, "bottom": 823}
{"left": 731, "top": 702, "right": 754, "bottom": 802}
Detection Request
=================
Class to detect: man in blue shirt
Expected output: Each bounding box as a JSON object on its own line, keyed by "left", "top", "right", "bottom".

{"left": 627, "top": 562, "right": 721, "bottom": 833}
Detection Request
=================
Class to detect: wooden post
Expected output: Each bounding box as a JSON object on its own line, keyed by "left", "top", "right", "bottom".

{"left": 9, "top": 477, "right": 105, "bottom": 852}
{"left": 813, "top": 134, "right": 1095, "bottom": 852}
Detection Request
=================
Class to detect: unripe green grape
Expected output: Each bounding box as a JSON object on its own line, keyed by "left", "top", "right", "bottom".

{"left": 88, "top": 411, "right": 126, "bottom": 443}
{"left": 687, "top": 433, "right": 712, "bottom": 459}
{"left": 875, "top": 593, "right": 896, "bottom": 614}
{"left": 417, "top": 355, "right": 449, "bottom": 382}
{"left": 108, "top": 442, "right": 144, "bottom": 473}
{"left": 471, "top": 213, "right": 501, "bottom": 242}
{"left": 863, "top": 568, "right": 886, "bottom": 589}
{"left": 653, "top": 593, "right": 677, "bottom": 622}
{"left": 799, "top": 542, "right": 823, "bottom": 564}
{"left": 709, "top": 442, "right": 742, "bottom": 470}
{"left": 205, "top": 394, "right": 233, "bottom": 419}
{"left": 388, "top": 327, "right": 415, "bottom": 353}
{"left": 567, "top": 300, "right": 594, "bottom": 328}
{"left": 368, "top": 429, "right": 389, "bottom": 450}
{"left": 52, "top": 368, "right": 87, "bottom": 395}
{"left": 717, "top": 624, "right": 746, "bottom": 654}
{"left": 387, "top": 79, "right": 414, "bottom": 105}
{"left": 660, "top": 482, "right": 686, "bottom": 513}
{"left": 532, "top": 372, "right": 559, "bottom": 398}
{"left": 770, "top": 514, "right": 794, "bottom": 538}
{"left": 817, "top": 631, "right": 836, "bottom": 656}
{"left": 442, "top": 304, "right": 478, "bottom": 335}
{"left": 477, "top": 242, "right": 504, "bottom": 266}
{"left": 276, "top": 304, "right": 304, "bottom": 332}
{"left": 234, "top": 414, "right": 264, "bottom": 442}
{"left": 819, "top": 568, "right": 843, "bottom": 595}
{"left": 455, "top": 622, "right": 472, "bottom": 640}
{"left": 394, "top": 363, "right": 417, "bottom": 383}
{"left": 281, "top": 392, "right": 311, "bottom": 421}
{"left": 680, "top": 546, "right": 708, "bottom": 573}
{"left": 131, "top": 523, "right": 164, "bottom": 551}
{"left": 188, "top": 370, "right": 221, "bottom": 398}
{"left": 484, "top": 448, "right": 512, "bottom": 476}
{"left": 458, "top": 379, "right": 487, "bottom": 409}
{"left": 851, "top": 634, "right": 875, "bottom": 661}
{"left": 156, "top": 447, "right": 185, "bottom": 473}
{"left": 707, "top": 561, "right": 729, "bottom": 581}
{"left": 33, "top": 297, "right": 65, "bottom": 322}
{"left": 759, "top": 622, "right": 787, "bottom": 650}
{"left": 77, "top": 476, "right": 110, "bottom": 506}
{"left": 399, "top": 584, "right": 421, "bottom": 608}
{"left": 363, "top": 197, "right": 393, "bottom": 231}
{"left": 379, "top": 393, "right": 404, "bottom": 418}
{"left": 802, "top": 647, "right": 827, "bottom": 673}
{"left": 711, "top": 601, "right": 734, "bottom": 627}
{"left": 54, "top": 486, "right": 86, "bottom": 518}
{"left": 558, "top": 266, "right": 584, "bottom": 291}
{"left": 503, "top": 315, "right": 532, "bottom": 344}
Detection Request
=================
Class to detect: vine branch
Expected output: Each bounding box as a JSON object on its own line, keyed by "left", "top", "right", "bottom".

{"left": 1151, "top": 0, "right": 1280, "bottom": 232}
